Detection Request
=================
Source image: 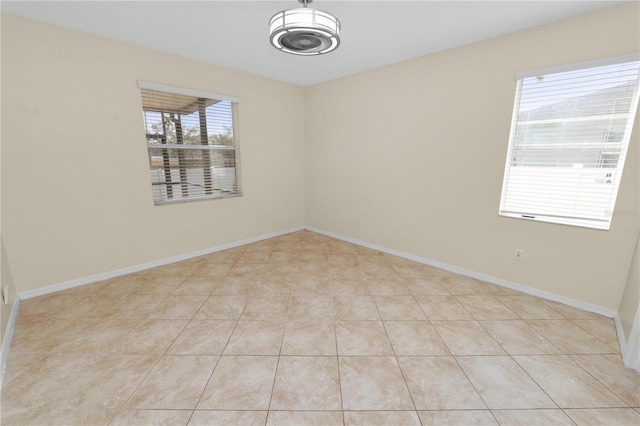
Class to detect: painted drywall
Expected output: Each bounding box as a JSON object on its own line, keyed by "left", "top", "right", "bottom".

{"left": 305, "top": 3, "right": 640, "bottom": 310}
{"left": 0, "top": 14, "right": 12, "bottom": 348}
{"left": 1, "top": 14, "right": 306, "bottom": 294}
{"left": 0, "top": 14, "right": 15, "bottom": 355}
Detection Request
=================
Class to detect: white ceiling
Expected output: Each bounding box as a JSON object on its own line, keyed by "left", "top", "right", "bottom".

{"left": 1, "top": 0, "right": 629, "bottom": 86}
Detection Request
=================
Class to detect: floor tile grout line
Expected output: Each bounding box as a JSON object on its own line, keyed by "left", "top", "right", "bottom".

{"left": 372, "top": 293, "right": 421, "bottom": 415}
{"left": 566, "top": 318, "right": 622, "bottom": 350}
{"left": 120, "top": 313, "right": 194, "bottom": 413}
{"left": 474, "top": 317, "right": 554, "bottom": 356}
{"left": 128, "top": 260, "right": 241, "bottom": 416}
{"left": 481, "top": 318, "right": 566, "bottom": 356}
{"left": 266, "top": 240, "right": 294, "bottom": 416}
{"left": 97, "top": 295, "right": 192, "bottom": 412}
{"left": 451, "top": 294, "right": 498, "bottom": 322}
{"left": 565, "top": 354, "right": 634, "bottom": 409}
{"left": 185, "top": 252, "right": 248, "bottom": 417}
{"left": 424, "top": 276, "right": 562, "bottom": 414}
{"left": 508, "top": 352, "right": 563, "bottom": 411}
{"left": 449, "top": 354, "right": 493, "bottom": 413}
{"left": 509, "top": 354, "right": 581, "bottom": 412}
{"left": 333, "top": 299, "right": 346, "bottom": 425}
{"left": 188, "top": 344, "right": 224, "bottom": 416}
{"left": 523, "top": 318, "right": 621, "bottom": 356}
{"left": 537, "top": 299, "right": 584, "bottom": 321}
{"left": 428, "top": 317, "right": 456, "bottom": 358}
{"left": 560, "top": 408, "right": 581, "bottom": 425}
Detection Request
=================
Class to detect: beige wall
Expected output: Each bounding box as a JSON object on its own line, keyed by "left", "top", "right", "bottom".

{"left": 1, "top": 14, "right": 306, "bottom": 294}
{"left": 0, "top": 13, "right": 11, "bottom": 347}
{"left": 0, "top": 14, "right": 17, "bottom": 353}
{"left": 306, "top": 3, "right": 640, "bottom": 310}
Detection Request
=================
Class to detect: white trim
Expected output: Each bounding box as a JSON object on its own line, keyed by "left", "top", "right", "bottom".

{"left": 305, "top": 226, "right": 617, "bottom": 319}
{"left": 1, "top": 297, "right": 21, "bottom": 390}
{"left": 514, "top": 53, "right": 640, "bottom": 80}
{"left": 13, "top": 223, "right": 622, "bottom": 335}
{"left": 137, "top": 81, "right": 240, "bottom": 104}
{"left": 614, "top": 313, "right": 627, "bottom": 356}
{"left": 18, "top": 226, "right": 304, "bottom": 300}
{"left": 621, "top": 306, "right": 640, "bottom": 372}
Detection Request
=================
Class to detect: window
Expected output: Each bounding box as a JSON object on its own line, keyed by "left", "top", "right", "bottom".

{"left": 499, "top": 56, "right": 640, "bottom": 230}
{"left": 138, "top": 82, "right": 242, "bottom": 205}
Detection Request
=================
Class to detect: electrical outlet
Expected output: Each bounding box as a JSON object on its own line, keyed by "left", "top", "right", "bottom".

{"left": 514, "top": 249, "right": 524, "bottom": 261}
{"left": 186, "top": 226, "right": 193, "bottom": 235}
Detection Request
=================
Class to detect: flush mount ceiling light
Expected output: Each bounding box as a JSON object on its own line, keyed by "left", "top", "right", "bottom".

{"left": 269, "top": 0, "right": 341, "bottom": 56}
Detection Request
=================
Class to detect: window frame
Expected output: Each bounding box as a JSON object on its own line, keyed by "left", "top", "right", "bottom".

{"left": 499, "top": 54, "right": 640, "bottom": 230}
{"left": 138, "top": 81, "right": 242, "bottom": 206}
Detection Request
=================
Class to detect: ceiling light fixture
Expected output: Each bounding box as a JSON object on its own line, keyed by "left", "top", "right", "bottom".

{"left": 269, "top": 0, "right": 341, "bottom": 56}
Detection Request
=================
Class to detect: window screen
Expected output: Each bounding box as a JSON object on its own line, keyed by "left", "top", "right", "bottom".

{"left": 139, "top": 82, "right": 242, "bottom": 205}
{"left": 499, "top": 57, "right": 640, "bottom": 230}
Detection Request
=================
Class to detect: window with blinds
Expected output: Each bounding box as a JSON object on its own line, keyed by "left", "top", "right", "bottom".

{"left": 499, "top": 56, "right": 640, "bottom": 230}
{"left": 138, "top": 82, "right": 242, "bottom": 205}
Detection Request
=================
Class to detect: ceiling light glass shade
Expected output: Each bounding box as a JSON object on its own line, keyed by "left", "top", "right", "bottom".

{"left": 270, "top": 7, "right": 341, "bottom": 55}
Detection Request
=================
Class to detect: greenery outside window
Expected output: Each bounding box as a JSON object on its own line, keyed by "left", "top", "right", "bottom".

{"left": 139, "top": 82, "right": 242, "bottom": 205}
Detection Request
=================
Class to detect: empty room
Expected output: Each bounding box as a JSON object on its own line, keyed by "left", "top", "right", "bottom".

{"left": 1, "top": 1, "right": 639, "bottom": 425}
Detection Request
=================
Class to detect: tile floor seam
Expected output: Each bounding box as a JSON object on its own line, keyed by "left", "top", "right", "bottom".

{"left": 408, "top": 289, "right": 432, "bottom": 322}
{"left": 434, "top": 319, "right": 506, "bottom": 357}
{"left": 332, "top": 303, "right": 346, "bottom": 424}
{"left": 475, "top": 318, "right": 565, "bottom": 356}
{"left": 188, "top": 354, "right": 223, "bottom": 414}
{"left": 115, "top": 354, "right": 169, "bottom": 410}
{"left": 510, "top": 354, "right": 629, "bottom": 410}
{"left": 527, "top": 319, "right": 620, "bottom": 356}
{"left": 265, "top": 335, "right": 285, "bottom": 412}
{"left": 373, "top": 296, "right": 420, "bottom": 416}
{"left": 493, "top": 295, "right": 520, "bottom": 317}
{"left": 451, "top": 294, "right": 476, "bottom": 320}
{"left": 566, "top": 354, "right": 634, "bottom": 409}
{"left": 537, "top": 299, "right": 576, "bottom": 320}
{"left": 568, "top": 318, "right": 619, "bottom": 347}
{"left": 486, "top": 409, "right": 502, "bottom": 425}
{"left": 122, "top": 279, "right": 220, "bottom": 412}
{"left": 119, "top": 318, "right": 193, "bottom": 412}
{"left": 520, "top": 318, "right": 568, "bottom": 354}
{"left": 449, "top": 354, "right": 491, "bottom": 411}
{"left": 478, "top": 353, "right": 562, "bottom": 411}
{"left": 266, "top": 255, "right": 297, "bottom": 415}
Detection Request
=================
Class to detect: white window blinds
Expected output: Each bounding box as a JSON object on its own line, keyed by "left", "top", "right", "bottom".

{"left": 499, "top": 57, "right": 640, "bottom": 230}
{"left": 138, "top": 82, "right": 242, "bottom": 205}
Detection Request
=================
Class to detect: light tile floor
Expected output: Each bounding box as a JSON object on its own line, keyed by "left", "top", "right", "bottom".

{"left": 2, "top": 230, "right": 640, "bottom": 425}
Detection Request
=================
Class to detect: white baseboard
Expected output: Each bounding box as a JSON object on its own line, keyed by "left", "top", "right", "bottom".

{"left": 305, "top": 226, "right": 617, "bottom": 319}
{"left": 614, "top": 313, "right": 627, "bottom": 356}
{"left": 18, "top": 223, "right": 621, "bottom": 320}
{"left": 19, "top": 226, "right": 305, "bottom": 300}
{"left": 1, "top": 296, "right": 21, "bottom": 389}
{"left": 618, "top": 307, "right": 640, "bottom": 372}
